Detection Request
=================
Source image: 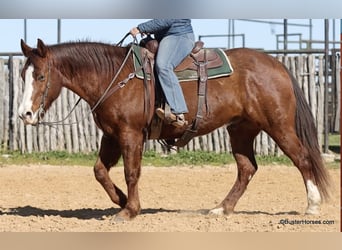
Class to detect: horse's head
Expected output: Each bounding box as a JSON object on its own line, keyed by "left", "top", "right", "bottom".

{"left": 19, "top": 39, "right": 62, "bottom": 125}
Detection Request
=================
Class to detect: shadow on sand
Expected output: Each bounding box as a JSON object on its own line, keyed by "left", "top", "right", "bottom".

{"left": 0, "top": 206, "right": 300, "bottom": 220}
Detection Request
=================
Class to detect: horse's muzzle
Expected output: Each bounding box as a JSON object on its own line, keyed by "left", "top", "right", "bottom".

{"left": 18, "top": 110, "right": 40, "bottom": 125}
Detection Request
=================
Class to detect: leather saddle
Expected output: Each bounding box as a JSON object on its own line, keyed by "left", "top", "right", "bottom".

{"left": 138, "top": 38, "right": 218, "bottom": 146}
{"left": 139, "top": 38, "right": 224, "bottom": 75}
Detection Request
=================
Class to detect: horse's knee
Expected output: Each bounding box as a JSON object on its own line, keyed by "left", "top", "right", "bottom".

{"left": 238, "top": 163, "right": 257, "bottom": 183}
{"left": 124, "top": 167, "right": 141, "bottom": 185}
{"left": 93, "top": 163, "right": 108, "bottom": 182}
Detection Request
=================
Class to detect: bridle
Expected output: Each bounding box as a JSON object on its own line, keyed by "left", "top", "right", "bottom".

{"left": 37, "top": 62, "right": 51, "bottom": 124}
{"left": 36, "top": 33, "right": 140, "bottom": 127}
{"left": 36, "top": 60, "right": 83, "bottom": 126}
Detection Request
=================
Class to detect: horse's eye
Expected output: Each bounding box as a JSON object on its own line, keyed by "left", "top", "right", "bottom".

{"left": 37, "top": 75, "right": 45, "bottom": 82}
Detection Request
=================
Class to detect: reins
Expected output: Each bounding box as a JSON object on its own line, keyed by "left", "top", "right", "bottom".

{"left": 38, "top": 33, "right": 139, "bottom": 127}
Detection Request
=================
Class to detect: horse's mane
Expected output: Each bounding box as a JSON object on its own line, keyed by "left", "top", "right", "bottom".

{"left": 48, "top": 41, "right": 129, "bottom": 77}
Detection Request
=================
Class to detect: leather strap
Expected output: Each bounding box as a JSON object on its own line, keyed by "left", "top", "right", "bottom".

{"left": 174, "top": 50, "right": 208, "bottom": 147}
{"left": 142, "top": 51, "right": 155, "bottom": 126}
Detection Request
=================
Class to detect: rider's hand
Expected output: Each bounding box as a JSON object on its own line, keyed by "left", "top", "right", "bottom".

{"left": 130, "top": 27, "right": 140, "bottom": 37}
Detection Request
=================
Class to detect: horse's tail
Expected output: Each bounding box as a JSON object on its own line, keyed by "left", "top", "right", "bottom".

{"left": 289, "top": 70, "right": 332, "bottom": 201}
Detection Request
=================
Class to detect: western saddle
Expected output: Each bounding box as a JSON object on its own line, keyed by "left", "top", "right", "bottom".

{"left": 138, "top": 37, "right": 224, "bottom": 147}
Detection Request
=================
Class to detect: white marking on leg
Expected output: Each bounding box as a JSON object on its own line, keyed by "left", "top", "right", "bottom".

{"left": 209, "top": 207, "right": 224, "bottom": 215}
{"left": 305, "top": 180, "right": 321, "bottom": 215}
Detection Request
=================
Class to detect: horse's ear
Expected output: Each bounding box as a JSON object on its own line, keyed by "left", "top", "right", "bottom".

{"left": 37, "top": 38, "right": 48, "bottom": 58}
{"left": 21, "top": 39, "right": 32, "bottom": 57}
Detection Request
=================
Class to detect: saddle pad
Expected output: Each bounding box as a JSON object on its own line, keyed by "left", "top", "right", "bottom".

{"left": 133, "top": 45, "right": 234, "bottom": 82}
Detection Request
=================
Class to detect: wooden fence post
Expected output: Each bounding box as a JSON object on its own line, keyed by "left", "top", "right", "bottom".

{"left": 0, "top": 59, "right": 6, "bottom": 149}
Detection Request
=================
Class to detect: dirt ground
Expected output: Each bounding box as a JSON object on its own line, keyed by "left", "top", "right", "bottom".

{"left": 0, "top": 164, "right": 340, "bottom": 232}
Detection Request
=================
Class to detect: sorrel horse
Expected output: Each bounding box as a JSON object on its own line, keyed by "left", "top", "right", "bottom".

{"left": 18, "top": 38, "right": 331, "bottom": 221}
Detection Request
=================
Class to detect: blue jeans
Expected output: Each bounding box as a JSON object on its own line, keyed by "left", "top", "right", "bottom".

{"left": 155, "top": 33, "right": 195, "bottom": 114}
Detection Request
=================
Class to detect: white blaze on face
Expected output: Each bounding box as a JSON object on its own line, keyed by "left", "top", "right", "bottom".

{"left": 18, "top": 64, "right": 36, "bottom": 123}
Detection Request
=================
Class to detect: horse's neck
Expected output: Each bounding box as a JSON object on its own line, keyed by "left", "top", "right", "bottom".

{"left": 54, "top": 60, "right": 110, "bottom": 106}
{"left": 58, "top": 69, "right": 98, "bottom": 106}
{"left": 52, "top": 44, "right": 128, "bottom": 107}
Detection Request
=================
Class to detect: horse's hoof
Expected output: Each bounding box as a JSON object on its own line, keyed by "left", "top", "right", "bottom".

{"left": 112, "top": 214, "right": 130, "bottom": 223}
{"left": 305, "top": 206, "right": 320, "bottom": 215}
{"left": 209, "top": 207, "right": 224, "bottom": 215}
{"left": 209, "top": 207, "right": 233, "bottom": 216}
{"left": 111, "top": 208, "right": 139, "bottom": 222}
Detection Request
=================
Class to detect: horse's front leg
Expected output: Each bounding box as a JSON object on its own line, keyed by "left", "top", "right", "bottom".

{"left": 94, "top": 135, "right": 127, "bottom": 208}
{"left": 115, "top": 130, "right": 144, "bottom": 221}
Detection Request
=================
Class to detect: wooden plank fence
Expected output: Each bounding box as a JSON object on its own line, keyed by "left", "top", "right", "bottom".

{"left": 0, "top": 54, "right": 340, "bottom": 154}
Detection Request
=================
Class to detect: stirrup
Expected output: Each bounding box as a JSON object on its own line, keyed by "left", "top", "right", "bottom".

{"left": 155, "top": 108, "right": 188, "bottom": 128}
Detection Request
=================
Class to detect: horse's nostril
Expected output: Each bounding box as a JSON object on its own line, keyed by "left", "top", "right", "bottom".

{"left": 18, "top": 109, "right": 37, "bottom": 125}
{"left": 25, "top": 111, "right": 33, "bottom": 118}
{"left": 19, "top": 111, "right": 33, "bottom": 120}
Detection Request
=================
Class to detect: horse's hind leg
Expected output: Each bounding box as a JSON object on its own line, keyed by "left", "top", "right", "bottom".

{"left": 268, "top": 128, "right": 323, "bottom": 215}
{"left": 210, "top": 123, "right": 260, "bottom": 215}
{"left": 94, "top": 135, "right": 127, "bottom": 209}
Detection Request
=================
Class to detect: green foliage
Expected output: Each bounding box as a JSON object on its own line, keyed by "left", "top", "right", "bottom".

{"left": 142, "top": 150, "right": 235, "bottom": 166}
{"left": 0, "top": 134, "right": 339, "bottom": 168}
{"left": 0, "top": 148, "right": 338, "bottom": 168}
{"left": 328, "top": 133, "right": 340, "bottom": 146}
{"left": 0, "top": 150, "right": 97, "bottom": 166}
